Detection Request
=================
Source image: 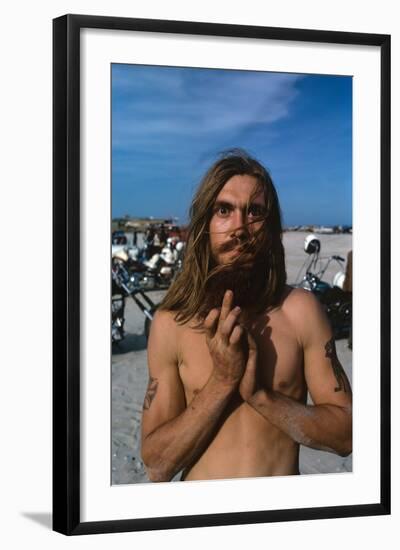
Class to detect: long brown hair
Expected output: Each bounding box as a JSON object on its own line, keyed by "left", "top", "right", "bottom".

{"left": 160, "top": 149, "right": 286, "bottom": 323}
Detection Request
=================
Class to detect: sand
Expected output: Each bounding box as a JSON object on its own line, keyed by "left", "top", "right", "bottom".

{"left": 112, "top": 231, "right": 353, "bottom": 484}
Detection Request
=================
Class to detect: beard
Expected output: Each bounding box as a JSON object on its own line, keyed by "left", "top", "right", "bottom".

{"left": 197, "top": 254, "right": 269, "bottom": 319}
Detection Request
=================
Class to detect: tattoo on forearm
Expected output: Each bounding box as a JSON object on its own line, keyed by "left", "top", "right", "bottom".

{"left": 325, "top": 337, "right": 347, "bottom": 392}
{"left": 143, "top": 376, "right": 159, "bottom": 410}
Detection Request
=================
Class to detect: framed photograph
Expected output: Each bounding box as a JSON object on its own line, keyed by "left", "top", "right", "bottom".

{"left": 53, "top": 14, "right": 390, "bottom": 535}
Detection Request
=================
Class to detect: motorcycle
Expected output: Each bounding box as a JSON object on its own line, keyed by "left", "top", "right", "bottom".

{"left": 142, "top": 238, "right": 184, "bottom": 289}
{"left": 112, "top": 239, "right": 184, "bottom": 291}
{"left": 295, "top": 234, "right": 352, "bottom": 340}
{"left": 112, "top": 258, "right": 158, "bottom": 343}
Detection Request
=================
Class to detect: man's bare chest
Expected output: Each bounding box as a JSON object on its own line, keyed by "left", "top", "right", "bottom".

{"left": 177, "top": 312, "right": 305, "bottom": 401}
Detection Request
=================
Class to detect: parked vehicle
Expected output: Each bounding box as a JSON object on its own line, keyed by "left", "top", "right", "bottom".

{"left": 111, "top": 258, "right": 158, "bottom": 343}
{"left": 112, "top": 238, "right": 184, "bottom": 291}
{"left": 143, "top": 238, "right": 185, "bottom": 289}
{"left": 295, "top": 234, "right": 352, "bottom": 340}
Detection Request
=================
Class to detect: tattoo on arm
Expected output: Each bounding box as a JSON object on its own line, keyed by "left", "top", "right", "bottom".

{"left": 325, "top": 337, "right": 348, "bottom": 393}
{"left": 143, "top": 376, "right": 159, "bottom": 410}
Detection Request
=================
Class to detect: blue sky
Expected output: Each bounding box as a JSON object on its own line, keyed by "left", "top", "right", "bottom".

{"left": 112, "top": 64, "right": 352, "bottom": 226}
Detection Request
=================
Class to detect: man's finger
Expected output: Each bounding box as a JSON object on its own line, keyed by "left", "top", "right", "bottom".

{"left": 218, "top": 289, "right": 233, "bottom": 328}
{"left": 229, "top": 324, "right": 244, "bottom": 346}
{"left": 220, "top": 306, "right": 241, "bottom": 340}
{"left": 247, "top": 330, "right": 257, "bottom": 356}
{"left": 203, "top": 308, "right": 220, "bottom": 340}
{"left": 246, "top": 330, "right": 258, "bottom": 370}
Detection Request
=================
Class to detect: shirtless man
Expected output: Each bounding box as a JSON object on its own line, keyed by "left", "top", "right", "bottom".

{"left": 141, "top": 150, "right": 352, "bottom": 482}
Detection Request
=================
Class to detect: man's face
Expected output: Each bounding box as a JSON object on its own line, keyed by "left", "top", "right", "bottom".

{"left": 209, "top": 174, "right": 266, "bottom": 266}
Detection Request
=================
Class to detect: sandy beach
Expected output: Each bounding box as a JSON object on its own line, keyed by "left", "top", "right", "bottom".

{"left": 112, "top": 231, "right": 353, "bottom": 484}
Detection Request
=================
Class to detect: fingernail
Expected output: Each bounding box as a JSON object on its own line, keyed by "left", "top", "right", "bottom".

{"left": 234, "top": 306, "right": 241, "bottom": 313}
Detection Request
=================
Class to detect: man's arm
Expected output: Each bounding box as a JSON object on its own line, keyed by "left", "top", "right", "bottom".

{"left": 141, "top": 290, "right": 248, "bottom": 481}
{"left": 245, "top": 289, "right": 352, "bottom": 456}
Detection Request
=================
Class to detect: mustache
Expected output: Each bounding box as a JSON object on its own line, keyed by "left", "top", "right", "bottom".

{"left": 217, "top": 232, "right": 264, "bottom": 258}
{"left": 217, "top": 237, "right": 248, "bottom": 254}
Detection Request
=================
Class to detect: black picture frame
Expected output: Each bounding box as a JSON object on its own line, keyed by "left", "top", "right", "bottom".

{"left": 53, "top": 14, "right": 391, "bottom": 535}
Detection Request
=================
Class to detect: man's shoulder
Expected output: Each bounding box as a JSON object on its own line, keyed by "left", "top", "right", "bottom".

{"left": 151, "top": 308, "right": 195, "bottom": 337}
{"left": 151, "top": 308, "right": 180, "bottom": 333}
{"left": 280, "top": 285, "right": 326, "bottom": 329}
{"left": 148, "top": 309, "right": 182, "bottom": 364}
{"left": 281, "top": 285, "right": 321, "bottom": 313}
{"left": 149, "top": 308, "right": 202, "bottom": 365}
{"left": 279, "top": 285, "right": 330, "bottom": 345}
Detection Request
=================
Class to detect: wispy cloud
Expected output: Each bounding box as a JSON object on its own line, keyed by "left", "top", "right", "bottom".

{"left": 112, "top": 65, "right": 303, "bottom": 150}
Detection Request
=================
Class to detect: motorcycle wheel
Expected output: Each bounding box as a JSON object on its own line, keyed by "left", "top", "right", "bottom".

{"left": 111, "top": 294, "right": 125, "bottom": 343}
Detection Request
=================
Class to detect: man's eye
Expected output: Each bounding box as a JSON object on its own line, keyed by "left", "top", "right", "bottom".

{"left": 248, "top": 206, "right": 265, "bottom": 217}
{"left": 217, "top": 206, "right": 230, "bottom": 216}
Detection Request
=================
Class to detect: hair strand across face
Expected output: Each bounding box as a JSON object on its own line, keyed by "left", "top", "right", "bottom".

{"left": 160, "top": 149, "right": 287, "bottom": 324}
